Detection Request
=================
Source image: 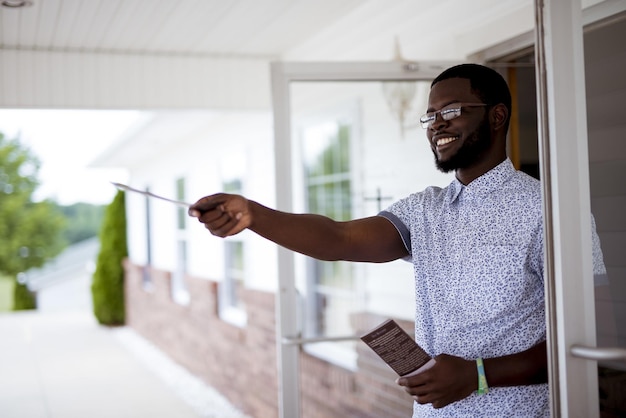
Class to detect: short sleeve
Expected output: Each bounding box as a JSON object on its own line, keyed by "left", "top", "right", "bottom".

{"left": 378, "top": 210, "right": 411, "bottom": 254}
{"left": 376, "top": 191, "right": 430, "bottom": 262}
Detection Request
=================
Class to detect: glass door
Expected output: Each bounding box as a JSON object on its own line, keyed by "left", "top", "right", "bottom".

{"left": 582, "top": 13, "right": 626, "bottom": 418}
{"left": 270, "top": 60, "right": 456, "bottom": 418}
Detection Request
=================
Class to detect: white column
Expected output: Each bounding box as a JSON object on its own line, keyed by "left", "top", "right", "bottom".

{"left": 534, "top": 0, "right": 598, "bottom": 417}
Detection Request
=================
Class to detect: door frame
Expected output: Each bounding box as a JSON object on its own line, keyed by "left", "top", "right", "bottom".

{"left": 269, "top": 2, "right": 626, "bottom": 415}
{"left": 474, "top": 1, "right": 626, "bottom": 416}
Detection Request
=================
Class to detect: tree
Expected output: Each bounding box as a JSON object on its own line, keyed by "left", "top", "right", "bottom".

{"left": 58, "top": 202, "right": 105, "bottom": 244}
{"left": 91, "top": 190, "right": 127, "bottom": 325}
{"left": 0, "top": 132, "right": 66, "bottom": 310}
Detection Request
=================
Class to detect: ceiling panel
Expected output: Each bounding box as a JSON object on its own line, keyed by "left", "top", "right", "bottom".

{"left": 31, "top": 0, "right": 55, "bottom": 47}
{"left": 50, "top": 0, "right": 82, "bottom": 47}
{"left": 139, "top": 0, "right": 225, "bottom": 53}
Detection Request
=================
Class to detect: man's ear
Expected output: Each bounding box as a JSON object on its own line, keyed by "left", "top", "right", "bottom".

{"left": 491, "top": 103, "right": 509, "bottom": 131}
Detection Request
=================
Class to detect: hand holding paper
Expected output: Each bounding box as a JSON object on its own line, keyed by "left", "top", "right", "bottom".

{"left": 188, "top": 193, "right": 251, "bottom": 237}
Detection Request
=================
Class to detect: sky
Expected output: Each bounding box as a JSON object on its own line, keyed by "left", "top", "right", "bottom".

{"left": 0, "top": 109, "right": 146, "bottom": 206}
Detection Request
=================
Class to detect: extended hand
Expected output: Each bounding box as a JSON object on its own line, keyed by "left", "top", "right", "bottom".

{"left": 188, "top": 193, "right": 252, "bottom": 237}
{"left": 396, "top": 354, "right": 477, "bottom": 409}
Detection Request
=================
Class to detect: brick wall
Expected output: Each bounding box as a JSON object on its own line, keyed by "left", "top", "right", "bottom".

{"left": 124, "top": 260, "right": 415, "bottom": 418}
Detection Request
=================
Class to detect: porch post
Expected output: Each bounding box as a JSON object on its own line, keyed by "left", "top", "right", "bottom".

{"left": 534, "top": 0, "right": 598, "bottom": 417}
{"left": 270, "top": 62, "right": 301, "bottom": 418}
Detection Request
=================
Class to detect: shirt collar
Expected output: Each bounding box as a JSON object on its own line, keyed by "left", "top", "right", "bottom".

{"left": 448, "top": 158, "right": 515, "bottom": 203}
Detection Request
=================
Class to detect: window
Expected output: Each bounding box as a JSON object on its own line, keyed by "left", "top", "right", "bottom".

{"left": 176, "top": 177, "right": 187, "bottom": 230}
{"left": 219, "top": 178, "right": 247, "bottom": 326}
{"left": 302, "top": 120, "right": 359, "bottom": 367}
{"left": 142, "top": 187, "right": 153, "bottom": 289}
{"left": 171, "top": 177, "right": 190, "bottom": 305}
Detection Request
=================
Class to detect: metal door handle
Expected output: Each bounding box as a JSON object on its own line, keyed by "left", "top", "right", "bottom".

{"left": 570, "top": 344, "right": 626, "bottom": 361}
{"left": 282, "top": 335, "right": 360, "bottom": 346}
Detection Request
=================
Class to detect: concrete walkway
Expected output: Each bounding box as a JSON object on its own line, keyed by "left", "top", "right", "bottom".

{"left": 0, "top": 310, "right": 250, "bottom": 418}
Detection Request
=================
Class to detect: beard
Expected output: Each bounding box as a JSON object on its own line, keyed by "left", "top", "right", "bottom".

{"left": 433, "top": 117, "right": 492, "bottom": 173}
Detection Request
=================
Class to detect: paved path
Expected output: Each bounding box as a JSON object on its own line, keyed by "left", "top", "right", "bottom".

{"left": 0, "top": 310, "right": 249, "bottom": 418}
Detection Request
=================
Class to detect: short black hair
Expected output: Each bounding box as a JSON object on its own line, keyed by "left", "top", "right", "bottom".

{"left": 432, "top": 63, "right": 512, "bottom": 124}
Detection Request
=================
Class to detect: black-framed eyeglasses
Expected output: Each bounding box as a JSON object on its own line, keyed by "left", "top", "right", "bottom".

{"left": 419, "top": 103, "right": 491, "bottom": 129}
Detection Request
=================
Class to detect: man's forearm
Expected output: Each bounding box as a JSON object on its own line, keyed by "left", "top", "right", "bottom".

{"left": 248, "top": 200, "right": 350, "bottom": 260}
{"left": 248, "top": 201, "right": 408, "bottom": 262}
{"left": 484, "top": 340, "right": 548, "bottom": 387}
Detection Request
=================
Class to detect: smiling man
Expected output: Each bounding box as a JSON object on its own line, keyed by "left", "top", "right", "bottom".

{"left": 189, "top": 64, "right": 606, "bottom": 417}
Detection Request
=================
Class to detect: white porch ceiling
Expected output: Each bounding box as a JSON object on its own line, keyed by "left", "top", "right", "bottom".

{"left": 0, "top": 0, "right": 622, "bottom": 110}
{"left": 0, "top": 0, "right": 370, "bottom": 109}
{"left": 0, "top": 0, "right": 364, "bottom": 58}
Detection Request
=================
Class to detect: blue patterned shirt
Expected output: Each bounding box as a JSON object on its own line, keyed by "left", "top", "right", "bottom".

{"left": 380, "top": 158, "right": 606, "bottom": 418}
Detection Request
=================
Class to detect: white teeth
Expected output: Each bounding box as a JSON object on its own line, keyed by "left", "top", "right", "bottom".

{"left": 436, "top": 136, "right": 458, "bottom": 146}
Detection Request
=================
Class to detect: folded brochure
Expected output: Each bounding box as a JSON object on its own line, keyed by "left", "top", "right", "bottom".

{"left": 360, "top": 319, "right": 435, "bottom": 377}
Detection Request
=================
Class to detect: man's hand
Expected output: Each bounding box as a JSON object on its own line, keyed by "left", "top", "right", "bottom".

{"left": 188, "top": 193, "right": 252, "bottom": 237}
{"left": 396, "top": 354, "right": 477, "bottom": 409}
{"left": 396, "top": 341, "right": 548, "bottom": 409}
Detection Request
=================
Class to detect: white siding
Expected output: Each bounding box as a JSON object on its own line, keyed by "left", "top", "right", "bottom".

{"left": 0, "top": 50, "right": 271, "bottom": 110}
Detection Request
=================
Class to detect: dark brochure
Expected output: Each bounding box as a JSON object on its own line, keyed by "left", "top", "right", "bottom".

{"left": 360, "top": 319, "right": 435, "bottom": 377}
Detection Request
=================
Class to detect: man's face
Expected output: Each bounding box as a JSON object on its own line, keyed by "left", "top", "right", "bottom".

{"left": 426, "top": 78, "right": 492, "bottom": 173}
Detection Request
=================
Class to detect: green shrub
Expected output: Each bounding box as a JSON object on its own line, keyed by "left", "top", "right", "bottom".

{"left": 91, "top": 190, "right": 128, "bottom": 325}
{"left": 13, "top": 282, "right": 36, "bottom": 310}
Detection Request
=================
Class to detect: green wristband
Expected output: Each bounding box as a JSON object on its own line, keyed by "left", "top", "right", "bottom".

{"left": 476, "top": 358, "right": 489, "bottom": 395}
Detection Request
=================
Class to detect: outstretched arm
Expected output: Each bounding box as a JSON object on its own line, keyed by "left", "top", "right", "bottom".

{"left": 188, "top": 193, "right": 408, "bottom": 263}
{"left": 396, "top": 341, "right": 547, "bottom": 409}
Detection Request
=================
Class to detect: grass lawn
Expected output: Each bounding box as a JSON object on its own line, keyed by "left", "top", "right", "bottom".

{"left": 0, "top": 275, "right": 14, "bottom": 311}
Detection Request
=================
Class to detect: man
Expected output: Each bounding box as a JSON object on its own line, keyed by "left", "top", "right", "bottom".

{"left": 188, "top": 64, "right": 606, "bottom": 417}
